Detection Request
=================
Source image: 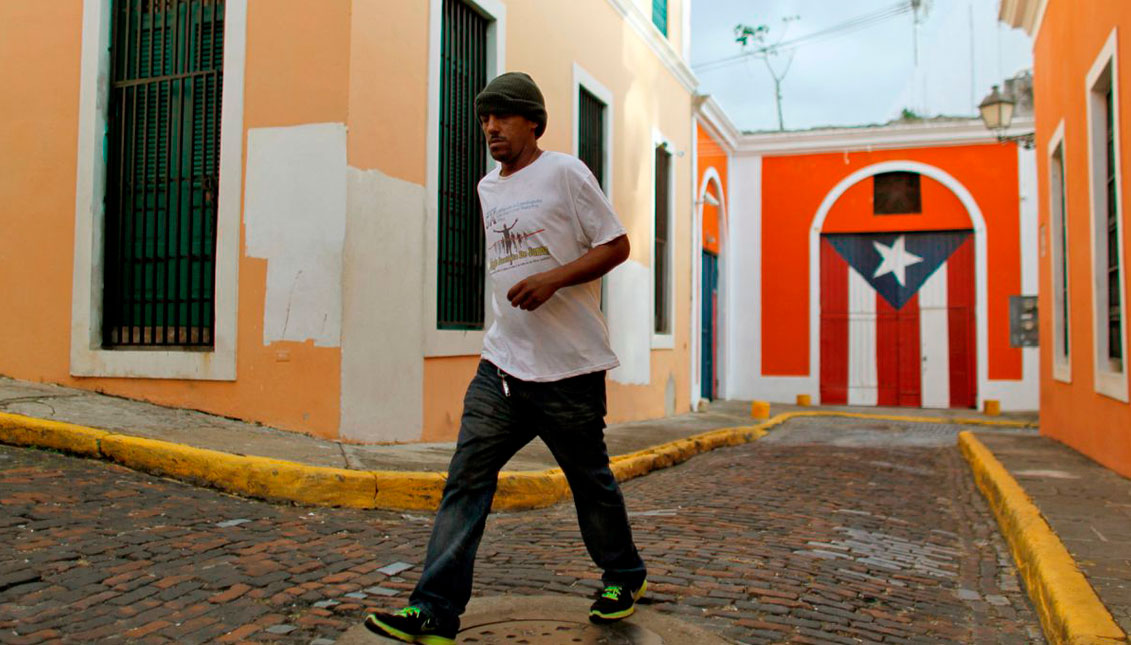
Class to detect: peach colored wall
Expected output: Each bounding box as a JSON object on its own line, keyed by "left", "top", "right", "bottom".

{"left": 420, "top": 0, "right": 696, "bottom": 441}
{"left": 0, "top": 1, "right": 82, "bottom": 386}
{"left": 760, "top": 144, "right": 1024, "bottom": 381}
{"left": 2, "top": 0, "right": 694, "bottom": 444}
{"left": 0, "top": 1, "right": 351, "bottom": 439}
{"left": 347, "top": 0, "right": 429, "bottom": 181}
{"left": 1034, "top": 1, "right": 1131, "bottom": 477}
{"left": 422, "top": 356, "right": 481, "bottom": 442}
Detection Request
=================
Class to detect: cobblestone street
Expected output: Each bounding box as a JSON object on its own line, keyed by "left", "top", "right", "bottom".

{"left": 0, "top": 418, "right": 1044, "bottom": 644}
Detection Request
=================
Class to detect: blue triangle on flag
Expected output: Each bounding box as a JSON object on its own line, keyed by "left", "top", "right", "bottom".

{"left": 825, "top": 230, "right": 971, "bottom": 310}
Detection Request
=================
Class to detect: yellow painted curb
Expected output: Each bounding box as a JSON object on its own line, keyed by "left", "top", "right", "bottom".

{"left": 0, "top": 412, "right": 108, "bottom": 457}
{"left": 98, "top": 434, "right": 380, "bottom": 509}
{"left": 0, "top": 408, "right": 1035, "bottom": 512}
{"left": 958, "top": 431, "right": 1127, "bottom": 645}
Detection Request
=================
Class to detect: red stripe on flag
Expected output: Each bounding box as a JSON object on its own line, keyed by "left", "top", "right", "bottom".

{"left": 820, "top": 238, "right": 849, "bottom": 405}
{"left": 876, "top": 292, "right": 922, "bottom": 407}
{"left": 947, "top": 236, "right": 977, "bottom": 407}
{"left": 898, "top": 293, "right": 922, "bottom": 407}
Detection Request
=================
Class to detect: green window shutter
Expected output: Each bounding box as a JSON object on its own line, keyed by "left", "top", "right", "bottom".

{"left": 437, "top": 0, "right": 489, "bottom": 330}
{"left": 104, "top": 0, "right": 224, "bottom": 347}
{"left": 654, "top": 145, "right": 671, "bottom": 334}
{"left": 652, "top": 0, "right": 668, "bottom": 36}
{"left": 1105, "top": 85, "right": 1122, "bottom": 362}
{"left": 578, "top": 88, "right": 606, "bottom": 191}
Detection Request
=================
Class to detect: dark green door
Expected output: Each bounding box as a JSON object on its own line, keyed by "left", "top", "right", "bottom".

{"left": 701, "top": 250, "right": 719, "bottom": 400}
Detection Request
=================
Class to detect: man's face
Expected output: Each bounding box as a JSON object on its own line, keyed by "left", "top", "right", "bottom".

{"left": 479, "top": 113, "right": 538, "bottom": 163}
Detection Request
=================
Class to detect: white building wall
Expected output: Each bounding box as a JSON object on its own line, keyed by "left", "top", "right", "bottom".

{"left": 340, "top": 168, "right": 426, "bottom": 443}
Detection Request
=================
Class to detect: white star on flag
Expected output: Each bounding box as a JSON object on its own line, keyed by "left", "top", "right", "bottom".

{"left": 872, "top": 236, "right": 923, "bottom": 286}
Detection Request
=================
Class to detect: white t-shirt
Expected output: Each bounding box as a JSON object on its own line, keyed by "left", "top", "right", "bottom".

{"left": 478, "top": 151, "right": 627, "bottom": 382}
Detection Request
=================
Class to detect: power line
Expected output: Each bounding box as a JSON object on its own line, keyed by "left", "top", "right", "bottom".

{"left": 693, "top": 1, "right": 915, "bottom": 74}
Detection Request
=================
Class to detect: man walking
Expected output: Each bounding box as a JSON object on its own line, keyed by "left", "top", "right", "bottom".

{"left": 364, "top": 72, "right": 647, "bottom": 644}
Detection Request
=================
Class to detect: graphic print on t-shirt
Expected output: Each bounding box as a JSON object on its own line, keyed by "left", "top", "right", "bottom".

{"left": 485, "top": 199, "right": 553, "bottom": 273}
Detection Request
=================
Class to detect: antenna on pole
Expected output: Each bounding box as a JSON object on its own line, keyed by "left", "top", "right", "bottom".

{"left": 969, "top": 1, "right": 976, "bottom": 112}
{"left": 911, "top": 0, "right": 922, "bottom": 65}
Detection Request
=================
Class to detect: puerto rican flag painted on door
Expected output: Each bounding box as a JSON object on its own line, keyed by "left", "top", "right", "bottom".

{"left": 820, "top": 230, "right": 976, "bottom": 408}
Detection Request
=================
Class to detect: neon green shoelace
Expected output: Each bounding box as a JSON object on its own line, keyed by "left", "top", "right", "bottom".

{"left": 601, "top": 586, "right": 623, "bottom": 600}
{"left": 395, "top": 607, "right": 422, "bottom": 618}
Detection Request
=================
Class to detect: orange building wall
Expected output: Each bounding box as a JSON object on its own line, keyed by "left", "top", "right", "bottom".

{"left": 1033, "top": 1, "right": 1131, "bottom": 477}
{"left": 760, "top": 144, "right": 1024, "bottom": 381}
{"left": 698, "top": 123, "right": 729, "bottom": 255}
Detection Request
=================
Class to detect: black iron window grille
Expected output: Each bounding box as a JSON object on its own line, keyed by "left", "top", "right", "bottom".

{"left": 437, "top": 0, "right": 489, "bottom": 330}
{"left": 102, "top": 0, "right": 224, "bottom": 348}
{"left": 578, "top": 87, "right": 607, "bottom": 191}
{"left": 1105, "top": 85, "right": 1122, "bottom": 363}
{"left": 654, "top": 145, "right": 672, "bottom": 334}
{"left": 873, "top": 171, "right": 922, "bottom": 215}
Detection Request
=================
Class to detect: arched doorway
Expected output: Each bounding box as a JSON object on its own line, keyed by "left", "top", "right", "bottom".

{"left": 696, "top": 170, "right": 727, "bottom": 402}
{"left": 814, "top": 164, "right": 981, "bottom": 409}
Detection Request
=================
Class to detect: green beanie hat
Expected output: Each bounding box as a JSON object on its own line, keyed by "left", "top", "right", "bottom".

{"left": 475, "top": 72, "right": 548, "bottom": 138}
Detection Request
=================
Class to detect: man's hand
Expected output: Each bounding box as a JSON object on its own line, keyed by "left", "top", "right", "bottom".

{"left": 504, "top": 235, "right": 629, "bottom": 312}
{"left": 507, "top": 272, "right": 561, "bottom": 311}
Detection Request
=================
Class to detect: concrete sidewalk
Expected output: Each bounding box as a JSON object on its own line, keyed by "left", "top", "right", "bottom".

{"left": 0, "top": 375, "right": 1033, "bottom": 474}
{"left": 973, "top": 431, "right": 1131, "bottom": 637}
{"left": 0, "top": 376, "right": 758, "bottom": 473}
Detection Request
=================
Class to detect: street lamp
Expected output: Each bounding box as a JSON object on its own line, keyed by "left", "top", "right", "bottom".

{"left": 978, "top": 84, "right": 1034, "bottom": 148}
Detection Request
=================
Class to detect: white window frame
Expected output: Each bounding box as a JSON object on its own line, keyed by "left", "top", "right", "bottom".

{"left": 573, "top": 64, "right": 615, "bottom": 310}
{"left": 69, "top": 0, "right": 246, "bottom": 380}
{"left": 1085, "top": 28, "right": 1129, "bottom": 401}
{"left": 424, "top": 0, "right": 506, "bottom": 357}
{"left": 652, "top": 130, "right": 676, "bottom": 349}
{"left": 1048, "top": 121, "right": 1072, "bottom": 383}
{"left": 572, "top": 63, "right": 614, "bottom": 199}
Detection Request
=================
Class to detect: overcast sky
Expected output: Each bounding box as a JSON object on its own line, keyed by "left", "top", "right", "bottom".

{"left": 690, "top": 0, "right": 1033, "bottom": 132}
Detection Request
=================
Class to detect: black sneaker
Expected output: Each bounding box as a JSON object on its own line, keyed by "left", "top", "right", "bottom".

{"left": 363, "top": 606, "right": 457, "bottom": 644}
{"left": 589, "top": 580, "right": 647, "bottom": 623}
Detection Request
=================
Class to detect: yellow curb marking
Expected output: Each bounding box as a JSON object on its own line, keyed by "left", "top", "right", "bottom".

{"left": 958, "top": 431, "right": 1127, "bottom": 645}
{"left": 1, "top": 409, "right": 1032, "bottom": 512}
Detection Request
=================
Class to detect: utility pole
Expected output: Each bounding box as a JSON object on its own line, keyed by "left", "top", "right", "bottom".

{"left": 735, "top": 16, "right": 799, "bottom": 131}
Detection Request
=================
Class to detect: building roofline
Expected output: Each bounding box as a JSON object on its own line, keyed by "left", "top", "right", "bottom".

{"left": 694, "top": 95, "right": 742, "bottom": 151}
{"left": 731, "top": 117, "right": 1035, "bottom": 157}
{"left": 999, "top": 0, "right": 1047, "bottom": 38}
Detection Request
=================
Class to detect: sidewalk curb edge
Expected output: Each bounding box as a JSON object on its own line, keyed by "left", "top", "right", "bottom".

{"left": 958, "top": 431, "right": 1127, "bottom": 645}
{"left": 1, "top": 409, "right": 1032, "bottom": 512}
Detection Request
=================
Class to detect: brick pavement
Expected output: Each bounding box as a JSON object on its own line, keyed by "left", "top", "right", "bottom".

{"left": 0, "top": 418, "right": 1043, "bottom": 643}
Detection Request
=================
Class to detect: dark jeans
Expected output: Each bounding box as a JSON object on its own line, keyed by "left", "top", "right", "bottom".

{"left": 409, "top": 359, "right": 647, "bottom": 623}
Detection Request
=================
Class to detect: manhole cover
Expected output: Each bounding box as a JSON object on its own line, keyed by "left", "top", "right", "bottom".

{"left": 459, "top": 619, "right": 664, "bottom": 644}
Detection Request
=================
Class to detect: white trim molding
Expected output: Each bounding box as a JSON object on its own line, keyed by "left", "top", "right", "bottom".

{"left": 999, "top": 0, "right": 1048, "bottom": 40}
{"left": 1047, "top": 120, "right": 1072, "bottom": 383}
{"left": 736, "top": 118, "right": 1034, "bottom": 157}
{"left": 69, "top": 0, "right": 245, "bottom": 380}
{"left": 423, "top": 0, "right": 505, "bottom": 357}
{"left": 692, "top": 165, "right": 728, "bottom": 405}
{"left": 651, "top": 128, "right": 677, "bottom": 350}
{"left": 572, "top": 63, "right": 615, "bottom": 200}
{"left": 1084, "top": 28, "right": 1129, "bottom": 402}
{"left": 602, "top": 0, "right": 698, "bottom": 93}
{"left": 695, "top": 95, "right": 742, "bottom": 152}
{"left": 808, "top": 161, "right": 992, "bottom": 408}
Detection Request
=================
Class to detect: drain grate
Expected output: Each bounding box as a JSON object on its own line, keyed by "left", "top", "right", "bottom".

{"left": 459, "top": 619, "right": 664, "bottom": 644}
